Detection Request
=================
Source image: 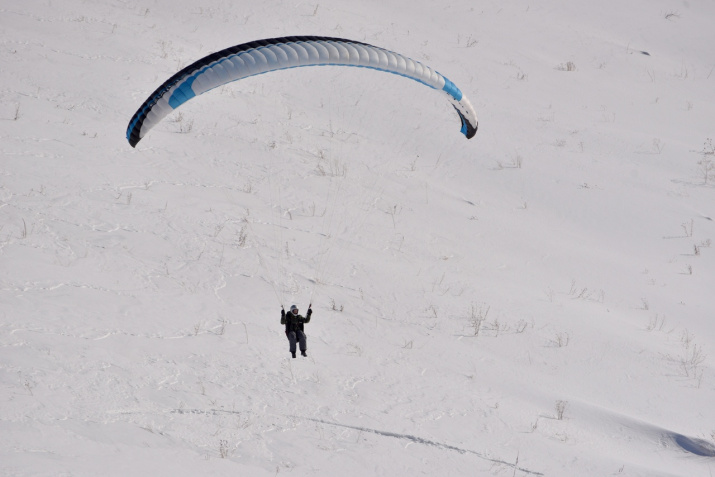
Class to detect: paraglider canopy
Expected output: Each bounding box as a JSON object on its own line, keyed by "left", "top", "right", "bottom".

{"left": 126, "top": 36, "right": 478, "bottom": 147}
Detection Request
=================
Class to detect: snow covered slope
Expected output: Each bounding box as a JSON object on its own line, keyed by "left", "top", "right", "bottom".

{"left": 2, "top": 0, "right": 714, "bottom": 475}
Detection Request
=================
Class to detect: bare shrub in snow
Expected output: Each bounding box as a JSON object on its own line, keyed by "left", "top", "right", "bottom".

{"left": 468, "top": 303, "right": 489, "bottom": 336}
{"left": 698, "top": 138, "right": 714, "bottom": 185}
{"left": 646, "top": 314, "right": 668, "bottom": 332}
{"left": 568, "top": 280, "right": 605, "bottom": 303}
{"left": 496, "top": 155, "right": 523, "bottom": 169}
{"left": 170, "top": 111, "right": 193, "bottom": 134}
{"left": 330, "top": 298, "right": 344, "bottom": 312}
{"left": 457, "top": 33, "right": 478, "bottom": 48}
{"left": 236, "top": 225, "right": 248, "bottom": 248}
{"left": 556, "top": 61, "right": 576, "bottom": 72}
{"left": 549, "top": 332, "right": 570, "bottom": 348}
{"left": 315, "top": 156, "right": 346, "bottom": 177}
{"left": 555, "top": 400, "right": 568, "bottom": 420}
{"left": 218, "top": 439, "right": 230, "bottom": 458}
{"left": 484, "top": 317, "right": 509, "bottom": 337}
{"left": 679, "top": 330, "right": 706, "bottom": 380}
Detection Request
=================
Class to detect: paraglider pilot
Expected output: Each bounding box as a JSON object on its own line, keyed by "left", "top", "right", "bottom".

{"left": 281, "top": 304, "right": 312, "bottom": 358}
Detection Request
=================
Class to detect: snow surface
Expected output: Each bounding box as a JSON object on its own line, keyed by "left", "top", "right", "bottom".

{"left": 2, "top": 0, "right": 715, "bottom": 475}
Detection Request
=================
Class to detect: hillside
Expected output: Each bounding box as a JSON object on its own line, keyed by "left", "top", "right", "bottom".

{"left": 2, "top": 1, "right": 714, "bottom": 475}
